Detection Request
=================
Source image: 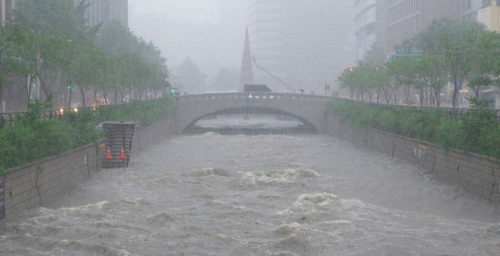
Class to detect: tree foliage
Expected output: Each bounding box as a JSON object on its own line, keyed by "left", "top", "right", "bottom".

{"left": 0, "top": 0, "right": 169, "bottom": 108}
{"left": 339, "top": 18, "right": 498, "bottom": 108}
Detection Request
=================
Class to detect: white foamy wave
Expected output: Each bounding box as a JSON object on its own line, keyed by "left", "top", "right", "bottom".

{"left": 274, "top": 223, "right": 336, "bottom": 253}
{"left": 188, "top": 168, "right": 235, "bottom": 177}
{"left": 109, "top": 249, "right": 134, "bottom": 256}
{"left": 272, "top": 251, "right": 299, "bottom": 256}
{"left": 200, "top": 132, "right": 222, "bottom": 137}
{"left": 238, "top": 169, "right": 320, "bottom": 186}
{"left": 277, "top": 193, "right": 341, "bottom": 216}
{"left": 146, "top": 212, "right": 175, "bottom": 225}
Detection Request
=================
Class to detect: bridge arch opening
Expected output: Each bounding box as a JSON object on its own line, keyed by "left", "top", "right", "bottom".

{"left": 183, "top": 106, "right": 318, "bottom": 134}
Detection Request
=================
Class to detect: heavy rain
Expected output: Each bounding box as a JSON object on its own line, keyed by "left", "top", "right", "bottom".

{"left": 0, "top": 0, "right": 499, "bottom": 256}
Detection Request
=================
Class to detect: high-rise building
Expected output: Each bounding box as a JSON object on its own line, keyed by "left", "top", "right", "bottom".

{"left": 459, "top": 0, "right": 483, "bottom": 20}
{"left": 79, "top": 0, "right": 128, "bottom": 27}
{"left": 477, "top": 0, "right": 500, "bottom": 31}
{"left": 385, "top": 0, "right": 460, "bottom": 54}
{"left": 354, "top": 0, "right": 387, "bottom": 60}
{"left": 1, "top": 0, "right": 15, "bottom": 26}
{"left": 246, "top": 0, "right": 354, "bottom": 93}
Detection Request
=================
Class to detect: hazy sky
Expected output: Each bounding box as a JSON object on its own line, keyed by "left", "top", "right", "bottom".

{"left": 130, "top": 0, "right": 220, "bottom": 24}
{"left": 129, "top": 0, "right": 246, "bottom": 76}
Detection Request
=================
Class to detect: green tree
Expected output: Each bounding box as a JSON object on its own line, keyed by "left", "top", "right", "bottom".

{"left": 418, "top": 19, "right": 486, "bottom": 107}
{"left": 468, "top": 31, "right": 500, "bottom": 97}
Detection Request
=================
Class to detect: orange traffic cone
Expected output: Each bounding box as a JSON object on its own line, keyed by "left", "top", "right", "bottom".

{"left": 120, "top": 146, "right": 126, "bottom": 160}
{"left": 105, "top": 147, "right": 113, "bottom": 160}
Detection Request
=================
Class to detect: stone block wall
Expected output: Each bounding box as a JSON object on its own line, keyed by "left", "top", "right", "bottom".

{"left": 131, "top": 115, "right": 177, "bottom": 154}
{"left": 325, "top": 115, "right": 500, "bottom": 203}
{"left": 2, "top": 115, "right": 177, "bottom": 222}
{"left": 3, "top": 144, "right": 99, "bottom": 219}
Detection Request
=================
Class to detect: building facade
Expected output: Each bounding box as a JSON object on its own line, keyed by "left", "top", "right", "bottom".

{"left": 1, "top": 0, "right": 15, "bottom": 26}
{"left": 459, "top": 0, "right": 483, "bottom": 20}
{"left": 385, "top": 0, "right": 460, "bottom": 54}
{"left": 246, "top": 0, "right": 354, "bottom": 93}
{"left": 354, "top": 0, "right": 386, "bottom": 60}
{"left": 477, "top": 0, "right": 500, "bottom": 31}
{"left": 80, "top": 0, "right": 128, "bottom": 27}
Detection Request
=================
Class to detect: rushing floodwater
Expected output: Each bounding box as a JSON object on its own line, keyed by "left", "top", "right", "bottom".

{"left": 1, "top": 132, "right": 500, "bottom": 255}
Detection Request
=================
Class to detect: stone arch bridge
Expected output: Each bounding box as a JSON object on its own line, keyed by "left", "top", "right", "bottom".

{"left": 174, "top": 93, "right": 330, "bottom": 133}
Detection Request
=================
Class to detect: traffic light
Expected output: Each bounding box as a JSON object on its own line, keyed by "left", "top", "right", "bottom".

{"left": 66, "top": 84, "right": 73, "bottom": 89}
{"left": 169, "top": 88, "right": 177, "bottom": 96}
{"left": 348, "top": 67, "right": 355, "bottom": 72}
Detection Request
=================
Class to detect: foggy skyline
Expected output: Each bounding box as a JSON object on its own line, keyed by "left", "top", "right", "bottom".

{"left": 129, "top": 0, "right": 246, "bottom": 77}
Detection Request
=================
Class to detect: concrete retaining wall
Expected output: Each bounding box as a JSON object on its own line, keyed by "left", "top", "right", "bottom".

{"left": 325, "top": 115, "right": 500, "bottom": 203}
{"left": 3, "top": 144, "right": 99, "bottom": 219}
{"left": 1, "top": 115, "right": 177, "bottom": 222}
{"left": 131, "top": 115, "right": 177, "bottom": 154}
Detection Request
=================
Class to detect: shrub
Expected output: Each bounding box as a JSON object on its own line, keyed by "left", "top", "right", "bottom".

{"left": 0, "top": 97, "right": 176, "bottom": 174}
{"left": 328, "top": 99, "right": 499, "bottom": 159}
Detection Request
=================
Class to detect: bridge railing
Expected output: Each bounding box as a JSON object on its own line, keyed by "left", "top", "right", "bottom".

{"left": 177, "top": 92, "right": 331, "bottom": 102}
{"left": 176, "top": 93, "right": 500, "bottom": 121}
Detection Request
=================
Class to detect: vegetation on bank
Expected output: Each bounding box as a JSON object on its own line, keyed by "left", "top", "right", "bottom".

{"left": 328, "top": 99, "right": 499, "bottom": 159}
{"left": 0, "top": 0, "right": 169, "bottom": 109}
{"left": 0, "top": 97, "right": 175, "bottom": 174}
{"left": 338, "top": 19, "right": 499, "bottom": 108}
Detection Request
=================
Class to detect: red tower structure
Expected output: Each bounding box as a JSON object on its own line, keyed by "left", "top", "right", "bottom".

{"left": 240, "top": 27, "right": 254, "bottom": 91}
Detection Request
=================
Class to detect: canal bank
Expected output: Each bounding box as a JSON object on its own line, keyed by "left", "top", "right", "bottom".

{"left": 323, "top": 114, "right": 500, "bottom": 204}
{"left": 1, "top": 132, "right": 499, "bottom": 255}
{"left": 0, "top": 114, "right": 177, "bottom": 223}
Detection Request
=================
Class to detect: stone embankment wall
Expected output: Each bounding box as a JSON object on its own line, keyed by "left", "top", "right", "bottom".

{"left": 3, "top": 144, "right": 99, "bottom": 219}
{"left": 131, "top": 116, "right": 176, "bottom": 154}
{"left": 324, "top": 115, "right": 500, "bottom": 203}
{"left": 2, "top": 115, "right": 176, "bottom": 222}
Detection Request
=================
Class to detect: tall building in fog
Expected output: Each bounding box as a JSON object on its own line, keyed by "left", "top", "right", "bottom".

{"left": 385, "top": 0, "right": 460, "bottom": 54}
{"left": 80, "top": 0, "right": 128, "bottom": 27}
{"left": 459, "top": 0, "right": 483, "bottom": 20}
{"left": 1, "top": 0, "right": 15, "bottom": 26}
{"left": 478, "top": 0, "right": 500, "bottom": 32}
{"left": 354, "top": 0, "right": 386, "bottom": 60}
{"left": 246, "top": 0, "right": 354, "bottom": 93}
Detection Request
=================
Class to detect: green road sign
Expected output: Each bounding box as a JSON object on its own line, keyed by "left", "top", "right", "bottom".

{"left": 395, "top": 49, "right": 423, "bottom": 55}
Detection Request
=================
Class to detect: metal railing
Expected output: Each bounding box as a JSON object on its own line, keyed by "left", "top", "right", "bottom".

{"left": 0, "top": 107, "right": 94, "bottom": 128}
{"left": 177, "top": 92, "right": 331, "bottom": 102}
{"left": 359, "top": 100, "right": 500, "bottom": 121}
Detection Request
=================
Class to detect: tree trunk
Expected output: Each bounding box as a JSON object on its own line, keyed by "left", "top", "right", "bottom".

{"left": 434, "top": 89, "right": 441, "bottom": 107}
{"left": 93, "top": 88, "right": 98, "bottom": 106}
{"left": 114, "top": 88, "right": 118, "bottom": 104}
{"left": 474, "top": 86, "right": 480, "bottom": 98}
{"left": 0, "top": 80, "right": 3, "bottom": 112}
{"left": 404, "top": 86, "right": 410, "bottom": 104}
{"left": 452, "top": 76, "right": 459, "bottom": 108}
{"left": 68, "top": 86, "right": 72, "bottom": 109}
{"left": 103, "top": 91, "right": 108, "bottom": 105}
{"left": 26, "top": 75, "right": 32, "bottom": 107}
{"left": 79, "top": 86, "right": 86, "bottom": 107}
{"left": 39, "top": 75, "right": 51, "bottom": 101}
{"left": 419, "top": 87, "right": 424, "bottom": 107}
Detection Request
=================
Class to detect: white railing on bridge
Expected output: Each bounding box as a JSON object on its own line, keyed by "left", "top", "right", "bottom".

{"left": 177, "top": 93, "right": 331, "bottom": 102}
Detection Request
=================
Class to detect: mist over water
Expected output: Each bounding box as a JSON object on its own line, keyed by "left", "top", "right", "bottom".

{"left": 1, "top": 132, "right": 499, "bottom": 255}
